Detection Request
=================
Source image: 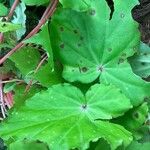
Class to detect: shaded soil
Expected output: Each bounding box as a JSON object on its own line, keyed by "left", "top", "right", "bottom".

{"left": 132, "top": 0, "right": 150, "bottom": 45}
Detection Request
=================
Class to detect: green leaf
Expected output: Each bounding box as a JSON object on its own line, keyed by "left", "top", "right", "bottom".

{"left": 9, "top": 46, "right": 41, "bottom": 76}
{"left": 0, "top": 22, "right": 21, "bottom": 33}
{"left": 12, "top": 1, "right": 26, "bottom": 40}
{"left": 13, "top": 84, "right": 42, "bottom": 109}
{"left": 22, "top": 0, "right": 49, "bottom": 6}
{"left": 0, "top": 3, "right": 8, "bottom": 16}
{"left": 34, "top": 62, "right": 62, "bottom": 87}
{"left": 126, "top": 141, "right": 150, "bottom": 150}
{"left": 114, "top": 103, "right": 148, "bottom": 131}
{"left": 59, "top": 0, "right": 91, "bottom": 12}
{"left": 8, "top": 140, "right": 48, "bottom": 150}
{"left": 0, "top": 84, "right": 132, "bottom": 150}
{"left": 24, "top": 23, "right": 53, "bottom": 68}
{"left": 130, "top": 42, "right": 150, "bottom": 78}
{"left": 4, "top": 83, "right": 17, "bottom": 93}
{"left": 50, "top": 0, "right": 150, "bottom": 106}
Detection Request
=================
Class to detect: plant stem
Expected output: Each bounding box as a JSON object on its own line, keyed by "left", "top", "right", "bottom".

{"left": 0, "top": 0, "right": 58, "bottom": 65}
{"left": 0, "top": 0, "right": 20, "bottom": 43}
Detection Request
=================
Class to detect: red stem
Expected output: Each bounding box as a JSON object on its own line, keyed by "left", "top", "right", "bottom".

{"left": 8, "top": 0, "right": 20, "bottom": 20}
{"left": 0, "top": 0, "right": 58, "bottom": 65}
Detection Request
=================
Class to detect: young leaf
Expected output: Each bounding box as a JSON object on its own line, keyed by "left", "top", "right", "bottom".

{"left": 114, "top": 102, "right": 149, "bottom": 131}
{"left": 50, "top": 0, "right": 150, "bottom": 106}
{"left": 130, "top": 42, "right": 150, "bottom": 78}
{"left": 9, "top": 46, "right": 41, "bottom": 76}
{"left": 24, "top": 23, "right": 53, "bottom": 68}
{"left": 34, "top": 62, "right": 62, "bottom": 87}
{"left": 0, "top": 84, "right": 132, "bottom": 150}
{"left": 11, "top": 1, "right": 26, "bottom": 40}
{"left": 0, "top": 22, "right": 21, "bottom": 33}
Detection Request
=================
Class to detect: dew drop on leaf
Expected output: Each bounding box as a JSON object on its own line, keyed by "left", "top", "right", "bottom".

{"left": 89, "top": 9, "right": 96, "bottom": 16}
{"left": 120, "top": 13, "right": 125, "bottom": 18}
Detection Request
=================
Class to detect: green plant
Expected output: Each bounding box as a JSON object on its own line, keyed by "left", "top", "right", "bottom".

{"left": 0, "top": 0, "right": 150, "bottom": 150}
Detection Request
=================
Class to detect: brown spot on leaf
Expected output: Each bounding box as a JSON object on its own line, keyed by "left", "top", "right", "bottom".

{"left": 60, "top": 26, "right": 64, "bottom": 32}
{"left": 60, "top": 43, "right": 65, "bottom": 49}
{"left": 89, "top": 9, "right": 96, "bottom": 16}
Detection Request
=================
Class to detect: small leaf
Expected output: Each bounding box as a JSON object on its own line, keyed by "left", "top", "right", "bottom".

{"left": 9, "top": 46, "right": 41, "bottom": 76}
{"left": 114, "top": 103, "right": 148, "bottom": 131}
{"left": 130, "top": 42, "right": 150, "bottom": 78}
{"left": 0, "top": 84, "right": 132, "bottom": 150}
{"left": 0, "top": 22, "right": 21, "bottom": 33}
{"left": 11, "top": 1, "right": 26, "bottom": 40}
{"left": 24, "top": 23, "right": 53, "bottom": 68}
{"left": 34, "top": 62, "right": 62, "bottom": 87}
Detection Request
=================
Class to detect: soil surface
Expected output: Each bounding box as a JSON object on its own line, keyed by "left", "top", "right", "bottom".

{"left": 132, "top": 0, "right": 150, "bottom": 45}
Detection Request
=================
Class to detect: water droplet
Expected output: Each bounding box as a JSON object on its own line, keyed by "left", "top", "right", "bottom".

{"left": 89, "top": 9, "right": 96, "bottom": 16}
{"left": 120, "top": 13, "right": 125, "bottom": 18}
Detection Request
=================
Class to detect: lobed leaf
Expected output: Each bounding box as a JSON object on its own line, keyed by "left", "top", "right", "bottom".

{"left": 0, "top": 84, "right": 132, "bottom": 150}
{"left": 50, "top": 0, "right": 150, "bottom": 106}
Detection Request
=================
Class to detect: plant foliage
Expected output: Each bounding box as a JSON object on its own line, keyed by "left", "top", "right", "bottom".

{"left": 0, "top": 0, "right": 150, "bottom": 150}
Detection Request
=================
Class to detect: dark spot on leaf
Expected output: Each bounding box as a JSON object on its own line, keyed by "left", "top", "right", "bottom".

{"left": 143, "top": 53, "right": 148, "bottom": 56}
{"left": 80, "top": 36, "right": 84, "bottom": 41}
{"left": 81, "top": 104, "right": 87, "bottom": 109}
{"left": 133, "top": 112, "right": 139, "bottom": 119}
{"left": 60, "top": 43, "right": 65, "bottom": 49}
{"left": 120, "top": 13, "right": 125, "bottom": 18}
{"left": 122, "top": 53, "right": 126, "bottom": 57}
{"left": 141, "top": 62, "right": 146, "bottom": 65}
{"left": 73, "top": 29, "right": 78, "bottom": 34}
{"left": 118, "top": 58, "right": 124, "bottom": 64}
{"left": 107, "top": 48, "right": 112, "bottom": 52}
{"left": 36, "top": 140, "right": 43, "bottom": 143}
{"left": 2, "top": 23, "right": 6, "bottom": 27}
{"left": 60, "top": 26, "right": 64, "bottom": 32}
{"left": 89, "top": 9, "right": 96, "bottom": 16}
{"left": 77, "top": 43, "right": 82, "bottom": 47}
{"left": 80, "top": 67, "right": 88, "bottom": 73}
{"left": 72, "top": 69, "right": 75, "bottom": 72}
